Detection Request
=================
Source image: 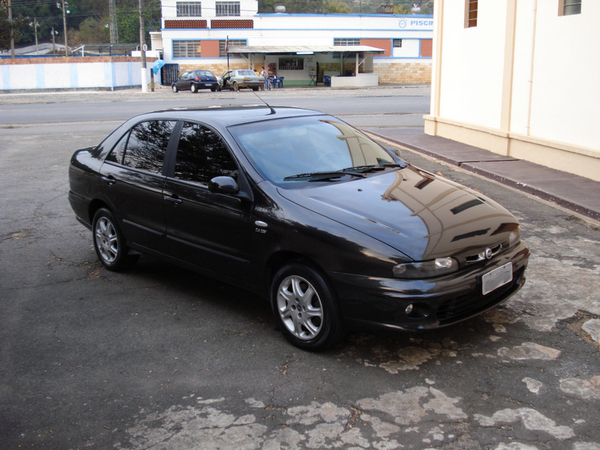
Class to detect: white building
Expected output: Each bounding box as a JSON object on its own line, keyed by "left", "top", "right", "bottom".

{"left": 425, "top": 0, "right": 600, "bottom": 182}
{"left": 155, "top": 0, "right": 433, "bottom": 86}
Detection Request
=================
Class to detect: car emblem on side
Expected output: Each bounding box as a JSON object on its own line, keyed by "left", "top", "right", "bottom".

{"left": 485, "top": 248, "right": 493, "bottom": 259}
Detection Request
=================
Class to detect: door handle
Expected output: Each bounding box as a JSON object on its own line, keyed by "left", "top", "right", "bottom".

{"left": 165, "top": 194, "right": 183, "bottom": 205}
{"left": 101, "top": 175, "right": 116, "bottom": 186}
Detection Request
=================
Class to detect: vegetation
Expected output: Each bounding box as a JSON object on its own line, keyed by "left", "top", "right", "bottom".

{"left": 2, "top": 0, "right": 432, "bottom": 51}
{"left": 1, "top": 0, "right": 160, "bottom": 50}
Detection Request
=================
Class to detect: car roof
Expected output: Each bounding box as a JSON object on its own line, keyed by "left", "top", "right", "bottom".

{"left": 128, "top": 106, "right": 326, "bottom": 128}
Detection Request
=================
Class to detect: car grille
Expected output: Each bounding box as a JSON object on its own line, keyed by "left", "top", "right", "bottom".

{"left": 464, "top": 243, "right": 504, "bottom": 264}
{"left": 436, "top": 266, "right": 525, "bottom": 324}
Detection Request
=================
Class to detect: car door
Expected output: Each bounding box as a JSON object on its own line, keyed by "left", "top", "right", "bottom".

{"left": 163, "top": 121, "right": 256, "bottom": 285}
{"left": 99, "top": 120, "right": 177, "bottom": 253}
{"left": 177, "top": 72, "right": 191, "bottom": 90}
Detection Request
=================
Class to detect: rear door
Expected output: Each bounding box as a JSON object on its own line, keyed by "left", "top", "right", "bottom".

{"left": 163, "top": 121, "right": 256, "bottom": 285}
{"left": 99, "top": 120, "right": 177, "bottom": 253}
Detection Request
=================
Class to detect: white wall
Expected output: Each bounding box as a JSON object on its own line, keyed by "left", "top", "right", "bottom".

{"left": 427, "top": 0, "right": 600, "bottom": 181}
{"left": 0, "top": 60, "right": 146, "bottom": 91}
{"left": 436, "top": 1, "right": 509, "bottom": 128}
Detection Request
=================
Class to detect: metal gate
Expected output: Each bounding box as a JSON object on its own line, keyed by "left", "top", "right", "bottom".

{"left": 161, "top": 64, "right": 180, "bottom": 86}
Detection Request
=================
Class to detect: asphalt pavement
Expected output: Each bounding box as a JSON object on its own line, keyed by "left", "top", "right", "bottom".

{"left": 2, "top": 85, "right": 599, "bottom": 450}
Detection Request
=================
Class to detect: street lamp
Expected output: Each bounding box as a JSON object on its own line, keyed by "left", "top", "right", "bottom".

{"left": 29, "top": 18, "right": 40, "bottom": 54}
{"left": 56, "top": 1, "right": 70, "bottom": 57}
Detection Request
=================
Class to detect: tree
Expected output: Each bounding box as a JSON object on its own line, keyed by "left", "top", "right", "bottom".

{"left": 0, "top": 1, "right": 28, "bottom": 51}
{"left": 324, "top": 1, "right": 351, "bottom": 14}
{"left": 68, "top": 17, "right": 109, "bottom": 45}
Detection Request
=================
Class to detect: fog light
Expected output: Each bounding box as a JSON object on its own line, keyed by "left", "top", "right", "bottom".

{"left": 405, "top": 304, "right": 414, "bottom": 315}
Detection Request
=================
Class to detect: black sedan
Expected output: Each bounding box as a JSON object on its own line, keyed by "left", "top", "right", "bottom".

{"left": 68, "top": 106, "right": 529, "bottom": 350}
{"left": 171, "top": 70, "right": 218, "bottom": 93}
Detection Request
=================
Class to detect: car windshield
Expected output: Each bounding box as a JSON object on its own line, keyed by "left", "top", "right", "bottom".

{"left": 229, "top": 115, "right": 401, "bottom": 185}
{"left": 196, "top": 71, "right": 213, "bottom": 77}
{"left": 237, "top": 70, "right": 256, "bottom": 76}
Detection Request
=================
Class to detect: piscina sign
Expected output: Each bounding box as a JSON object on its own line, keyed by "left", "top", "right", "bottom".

{"left": 398, "top": 19, "right": 434, "bottom": 30}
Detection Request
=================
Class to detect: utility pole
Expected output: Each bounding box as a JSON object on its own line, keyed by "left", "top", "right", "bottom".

{"left": 139, "top": 0, "right": 148, "bottom": 92}
{"left": 109, "top": 0, "right": 118, "bottom": 44}
{"left": 58, "top": 0, "right": 69, "bottom": 57}
{"left": 51, "top": 27, "right": 59, "bottom": 53}
{"left": 8, "top": 0, "right": 14, "bottom": 58}
{"left": 29, "top": 17, "right": 40, "bottom": 53}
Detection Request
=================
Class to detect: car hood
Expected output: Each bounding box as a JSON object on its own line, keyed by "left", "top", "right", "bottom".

{"left": 277, "top": 166, "right": 520, "bottom": 261}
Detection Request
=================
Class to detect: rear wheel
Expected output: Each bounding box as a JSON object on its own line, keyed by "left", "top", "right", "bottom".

{"left": 92, "top": 208, "right": 139, "bottom": 271}
{"left": 191, "top": 84, "right": 198, "bottom": 93}
{"left": 271, "top": 263, "right": 343, "bottom": 351}
{"left": 172, "top": 84, "right": 178, "bottom": 93}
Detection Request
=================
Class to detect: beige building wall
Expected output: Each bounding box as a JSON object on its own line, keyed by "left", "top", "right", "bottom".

{"left": 425, "top": 0, "right": 600, "bottom": 182}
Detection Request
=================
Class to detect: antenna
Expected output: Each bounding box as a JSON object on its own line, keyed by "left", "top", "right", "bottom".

{"left": 249, "top": 86, "right": 276, "bottom": 115}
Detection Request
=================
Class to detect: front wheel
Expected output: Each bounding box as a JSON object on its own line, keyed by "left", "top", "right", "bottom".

{"left": 232, "top": 82, "right": 239, "bottom": 92}
{"left": 271, "top": 263, "right": 343, "bottom": 351}
{"left": 172, "top": 84, "right": 178, "bottom": 93}
{"left": 92, "top": 208, "right": 139, "bottom": 271}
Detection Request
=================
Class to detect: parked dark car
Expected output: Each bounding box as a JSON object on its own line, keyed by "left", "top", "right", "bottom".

{"left": 171, "top": 70, "right": 218, "bottom": 93}
{"left": 68, "top": 106, "right": 529, "bottom": 350}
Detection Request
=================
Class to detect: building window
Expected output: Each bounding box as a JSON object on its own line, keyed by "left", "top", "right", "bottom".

{"left": 560, "top": 0, "right": 581, "bottom": 15}
{"left": 466, "top": 0, "right": 478, "bottom": 28}
{"left": 173, "top": 40, "right": 202, "bottom": 58}
{"left": 219, "top": 39, "right": 246, "bottom": 56}
{"left": 334, "top": 38, "right": 361, "bottom": 46}
{"left": 393, "top": 39, "right": 402, "bottom": 48}
{"left": 177, "top": 2, "right": 202, "bottom": 17}
{"left": 279, "top": 57, "right": 304, "bottom": 71}
{"left": 216, "top": 1, "right": 240, "bottom": 16}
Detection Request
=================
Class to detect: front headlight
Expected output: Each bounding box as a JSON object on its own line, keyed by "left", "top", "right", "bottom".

{"left": 393, "top": 257, "right": 459, "bottom": 279}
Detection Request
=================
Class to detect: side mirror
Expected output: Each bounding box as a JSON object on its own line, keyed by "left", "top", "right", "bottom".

{"left": 208, "top": 176, "right": 239, "bottom": 194}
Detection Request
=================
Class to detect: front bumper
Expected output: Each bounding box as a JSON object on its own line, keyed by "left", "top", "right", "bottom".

{"left": 329, "top": 240, "right": 530, "bottom": 331}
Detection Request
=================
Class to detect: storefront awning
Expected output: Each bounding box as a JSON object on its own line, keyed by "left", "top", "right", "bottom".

{"left": 227, "top": 45, "right": 385, "bottom": 54}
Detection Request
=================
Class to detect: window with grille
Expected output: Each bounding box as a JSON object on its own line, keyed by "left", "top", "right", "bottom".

{"left": 334, "top": 38, "right": 361, "bottom": 46}
{"left": 466, "top": 0, "right": 477, "bottom": 28}
{"left": 216, "top": 1, "right": 240, "bottom": 16}
{"left": 393, "top": 39, "right": 402, "bottom": 48}
{"left": 219, "top": 39, "right": 246, "bottom": 56}
{"left": 560, "top": 0, "right": 581, "bottom": 15}
{"left": 173, "top": 41, "right": 202, "bottom": 58}
{"left": 177, "top": 2, "right": 202, "bottom": 17}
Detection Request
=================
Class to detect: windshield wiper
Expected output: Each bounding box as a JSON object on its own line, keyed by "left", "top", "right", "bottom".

{"left": 283, "top": 170, "right": 366, "bottom": 181}
{"left": 339, "top": 163, "right": 405, "bottom": 173}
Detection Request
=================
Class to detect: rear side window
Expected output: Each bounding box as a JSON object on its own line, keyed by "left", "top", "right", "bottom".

{"left": 118, "top": 121, "right": 175, "bottom": 174}
{"left": 174, "top": 122, "right": 238, "bottom": 185}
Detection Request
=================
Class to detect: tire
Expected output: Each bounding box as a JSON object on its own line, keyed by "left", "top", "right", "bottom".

{"left": 252, "top": 87, "right": 259, "bottom": 91}
{"left": 191, "top": 84, "right": 198, "bottom": 93}
{"left": 211, "top": 86, "right": 217, "bottom": 92}
{"left": 92, "top": 208, "right": 139, "bottom": 271}
{"left": 271, "top": 263, "right": 343, "bottom": 351}
{"left": 232, "top": 82, "right": 239, "bottom": 92}
{"left": 172, "top": 84, "right": 178, "bottom": 93}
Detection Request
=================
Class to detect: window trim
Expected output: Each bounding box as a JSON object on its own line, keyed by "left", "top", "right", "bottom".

{"left": 465, "top": 0, "right": 478, "bottom": 28}
{"left": 176, "top": 1, "right": 202, "bottom": 17}
{"left": 334, "top": 38, "right": 361, "bottom": 47}
{"left": 173, "top": 40, "right": 202, "bottom": 58}
{"left": 215, "top": 1, "right": 241, "bottom": 17}
{"left": 559, "top": 0, "right": 582, "bottom": 16}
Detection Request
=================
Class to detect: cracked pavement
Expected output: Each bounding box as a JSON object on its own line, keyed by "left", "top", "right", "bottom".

{"left": 0, "top": 91, "right": 599, "bottom": 449}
